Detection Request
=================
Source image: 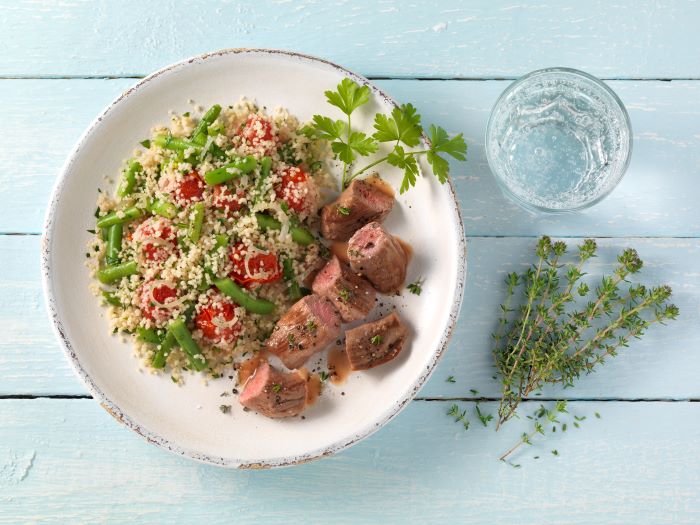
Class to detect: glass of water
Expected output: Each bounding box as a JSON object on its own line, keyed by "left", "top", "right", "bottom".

{"left": 485, "top": 67, "right": 632, "bottom": 212}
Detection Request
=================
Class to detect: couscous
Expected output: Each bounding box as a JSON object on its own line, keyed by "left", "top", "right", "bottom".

{"left": 87, "top": 99, "right": 331, "bottom": 382}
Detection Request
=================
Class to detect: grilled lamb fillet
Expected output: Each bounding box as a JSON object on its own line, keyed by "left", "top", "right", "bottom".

{"left": 347, "top": 222, "right": 408, "bottom": 294}
{"left": 266, "top": 295, "right": 342, "bottom": 369}
{"left": 345, "top": 312, "right": 408, "bottom": 370}
{"left": 320, "top": 176, "right": 395, "bottom": 241}
{"left": 312, "top": 255, "right": 377, "bottom": 322}
{"left": 239, "top": 362, "right": 307, "bottom": 418}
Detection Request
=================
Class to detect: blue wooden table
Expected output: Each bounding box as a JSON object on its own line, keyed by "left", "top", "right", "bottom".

{"left": 3, "top": 2, "right": 700, "bottom": 523}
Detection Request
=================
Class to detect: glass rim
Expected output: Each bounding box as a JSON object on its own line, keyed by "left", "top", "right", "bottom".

{"left": 485, "top": 67, "right": 633, "bottom": 213}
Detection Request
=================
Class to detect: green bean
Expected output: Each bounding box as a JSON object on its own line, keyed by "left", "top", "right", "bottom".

{"left": 198, "top": 267, "right": 215, "bottom": 292}
{"left": 282, "top": 257, "right": 294, "bottom": 281}
{"left": 183, "top": 303, "right": 196, "bottom": 324}
{"left": 191, "top": 105, "right": 222, "bottom": 146}
{"left": 154, "top": 134, "right": 202, "bottom": 152}
{"left": 101, "top": 227, "right": 109, "bottom": 242}
{"left": 151, "top": 330, "right": 176, "bottom": 369}
{"left": 96, "top": 206, "right": 143, "bottom": 228}
{"left": 290, "top": 227, "right": 315, "bottom": 246}
{"left": 214, "top": 234, "right": 229, "bottom": 250}
{"left": 203, "top": 156, "right": 257, "bottom": 185}
{"left": 98, "top": 261, "right": 138, "bottom": 284}
{"left": 105, "top": 223, "right": 123, "bottom": 265}
{"left": 136, "top": 327, "right": 162, "bottom": 345}
{"left": 289, "top": 282, "right": 303, "bottom": 301}
{"left": 169, "top": 319, "right": 208, "bottom": 371}
{"left": 147, "top": 199, "right": 178, "bottom": 219}
{"left": 213, "top": 277, "right": 276, "bottom": 315}
{"left": 282, "top": 258, "right": 303, "bottom": 301}
{"left": 255, "top": 213, "right": 281, "bottom": 231}
{"left": 101, "top": 290, "right": 122, "bottom": 307}
{"left": 253, "top": 156, "right": 273, "bottom": 204}
{"left": 255, "top": 213, "right": 315, "bottom": 246}
{"left": 188, "top": 202, "right": 205, "bottom": 242}
{"left": 117, "top": 159, "right": 142, "bottom": 197}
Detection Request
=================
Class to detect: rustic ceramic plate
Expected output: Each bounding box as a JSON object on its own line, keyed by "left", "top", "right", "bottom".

{"left": 42, "top": 49, "right": 466, "bottom": 468}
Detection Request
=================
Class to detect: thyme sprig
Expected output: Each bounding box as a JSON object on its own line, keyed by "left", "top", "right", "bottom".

{"left": 493, "top": 237, "right": 679, "bottom": 432}
{"left": 499, "top": 401, "right": 568, "bottom": 462}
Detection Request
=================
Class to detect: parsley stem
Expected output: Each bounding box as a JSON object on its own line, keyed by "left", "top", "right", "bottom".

{"left": 342, "top": 113, "right": 352, "bottom": 189}
{"left": 349, "top": 149, "right": 431, "bottom": 185}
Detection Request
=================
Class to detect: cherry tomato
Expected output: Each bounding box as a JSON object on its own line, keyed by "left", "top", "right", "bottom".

{"left": 213, "top": 184, "right": 244, "bottom": 215}
{"left": 133, "top": 217, "right": 177, "bottom": 263}
{"left": 137, "top": 281, "right": 178, "bottom": 323}
{"left": 174, "top": 171, "right": 204, "bottom": 204}
{"left": 228, "top": 242, "right": 282, "bottom": 285}
{"left": 195, "top": 294, "right": 240, "bottom": 345}
{"left": 275, "top": 166, "right": 314, "bottom": 213}
{"left": 238, "top": 115, "right": 276, "bottom": 152}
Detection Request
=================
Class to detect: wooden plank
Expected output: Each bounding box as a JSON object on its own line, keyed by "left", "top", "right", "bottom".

{"left": 0, "top": 79, "right": 132, "bottom": 233}
{"left": 0, "top": 235, "right": 83, "bottom": 395}
{"left": 1, "top": 398, "right": 699, "bottom": 524}
{"left": 2, "top": 79, "right": 700, "bottom": 236}
{"left": 2, "top": 1, "right": 699, "bottom": 79}
{"left": 4, "top": 235, "right": 699, "bottom": 398}
{"left": 421, "top": 237, "right": 700, "bottom": 398}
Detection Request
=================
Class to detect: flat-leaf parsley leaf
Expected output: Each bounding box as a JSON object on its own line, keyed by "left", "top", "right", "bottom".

{"left": 310, "top": 78, "right": 467, "bottom": 193}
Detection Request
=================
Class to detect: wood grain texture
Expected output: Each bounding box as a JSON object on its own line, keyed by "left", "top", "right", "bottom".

{"left": 2, "top": 399, "right": 699, "bottom": 524}
{"left": 2, "top": 1, "right": 699, "bottom": 79}
{"left": 2, "top": 79, "right": 700, "bottom": 236}
{"left": 5, "top": 235, "right": 698, "bottom": 398}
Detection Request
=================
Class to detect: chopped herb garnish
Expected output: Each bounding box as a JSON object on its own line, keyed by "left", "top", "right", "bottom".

{"left": 319, "top": 371, "right": 330, "bottom": 382}
{"left": 475, "top": 405, "right": 494, "bottom": 427}
{"left": 337, "top": 206, "right": 351, "bottom": 216}
{"left": 338, "top": 288, "right": 350, "bottom": 302}
{"left": 272, "top": 383, "right": 282, "bottom": 393}
{"left": 370, "top": 335, "right": 383, "bottom": 345}
{"left": 447, "top": 403, "right": 470, "bottom": 430}
{"left": 446, "top": 375, "right": 456, "bottom": 383}
{"left": 407, "top": 277, "right": 424, "bottom": 296}
{"left": 219, "top": 404, "right": 231, "bottom": 414}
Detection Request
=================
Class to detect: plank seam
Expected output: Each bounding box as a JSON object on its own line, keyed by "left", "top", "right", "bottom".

{"left": 0, "top": 75, "right": 694, "bottom": 81}
{"left": 1, "top": 395, "right": 698, "bottom": 402}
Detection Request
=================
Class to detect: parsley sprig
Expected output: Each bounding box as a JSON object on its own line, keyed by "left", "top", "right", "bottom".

{"left": 308, "top": 78, "right": 467, "bottom": 193}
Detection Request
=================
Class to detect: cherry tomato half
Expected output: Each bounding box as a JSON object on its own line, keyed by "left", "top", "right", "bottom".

{"left": 228, "top": 242, "right": 282, "bottom": 286}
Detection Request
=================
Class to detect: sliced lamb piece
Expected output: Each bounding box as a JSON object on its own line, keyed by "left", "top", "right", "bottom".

{"left": 312, "top": 255, "right": 376, "bottom": 322}
{"left": 239, "top": 361, "right": 307, "bottom": 418}
{"left": 266, "top": 294, "right": 342, "bottom": 369}
{"left": 347, "top": 222, "right": 408, "bottom": 294}
{"left": 345, "top": 312, "right": 408, "bottom": 371}
{"left": 320, "top": 176, "right": 395, "bottom": 241}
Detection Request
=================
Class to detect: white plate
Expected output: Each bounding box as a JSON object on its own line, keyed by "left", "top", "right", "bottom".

{"left": 42, "top": 49, "right": 466, "bottom": 468}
